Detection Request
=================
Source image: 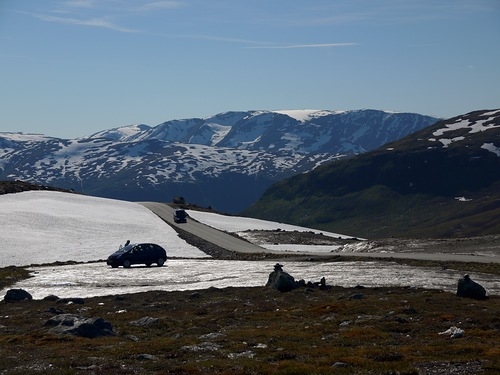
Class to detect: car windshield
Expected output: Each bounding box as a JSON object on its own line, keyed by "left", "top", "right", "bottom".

{"left": 116, "top": 244, "right": 134, "bottom": 253}
{"left": 176, "top": 210, "right": 186, "bottom": 217}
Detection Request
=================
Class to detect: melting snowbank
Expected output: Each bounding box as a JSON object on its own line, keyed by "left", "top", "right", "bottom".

{"left": 0, "top": 191, "right": 207, "bottom": 267}
{"left": 4, "top": 259, "right": 500, "bottom": 299}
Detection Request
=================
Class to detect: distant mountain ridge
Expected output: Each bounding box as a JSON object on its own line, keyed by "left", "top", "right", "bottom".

{"left": 242, "top": 109, "right": 500, "bottom": 238}
{"left": 89, "top": 110, "right": 436, "bottom": 154}
{"left": 0, "top": 109, "right": 437, "bottom": 213}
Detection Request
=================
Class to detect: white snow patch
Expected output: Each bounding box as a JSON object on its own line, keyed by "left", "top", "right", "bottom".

{"left": 482, "top": 109, "right": 500, "bottom": 117}
{"left": 273, "top": 109, "right": 346, "bottom": 122}
{"left": 438, "top": 136, "right": 465, "bottom": 148}
{"left": 0, "top": 132, "right": 57, "bottom": 142}
{"left": 481, "top": 143, "right": 500, "bottom": 157}
{"left": 262, "top": 244, "right": 343, "bottom": 253}
{"left": 0, "top": 191, "right": 362, "bottom": 268}
{"left": 186, "top": 210, "right": 355, "bottom": 239}
{"left": 0, "top": 191, "right": 208, "bottom": 267}
{"left": 432, "top": 119, "right": 470, "bottom": 137}
{"left": 432, "top": 115, "right": 500, "bottom": 139}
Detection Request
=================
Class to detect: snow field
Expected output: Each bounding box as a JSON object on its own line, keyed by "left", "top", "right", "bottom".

{"left": 0, "top": 191, "right": 207, "bottom": 267}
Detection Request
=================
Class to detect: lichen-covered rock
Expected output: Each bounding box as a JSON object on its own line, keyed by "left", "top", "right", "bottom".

{"left": 130, "top": 316, "right": 159, "bottom": 327}
{"left": 45, "top": 314, "right": 115, "bottom": 338}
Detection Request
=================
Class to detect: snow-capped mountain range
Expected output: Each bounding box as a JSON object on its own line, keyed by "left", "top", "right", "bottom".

{"left": 0, "top": 109, "right": 437, "bottom": 213}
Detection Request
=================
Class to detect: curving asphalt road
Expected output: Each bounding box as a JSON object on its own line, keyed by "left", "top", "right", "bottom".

{"left": 140, "top": 202, "right": 500, "bottom": 264}
{"left": 140, "top": 202, "right": 282, "bottom": 254}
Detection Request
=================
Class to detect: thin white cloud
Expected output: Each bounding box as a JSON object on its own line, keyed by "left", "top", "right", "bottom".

{"left": 182, "top": 34, "right": 272, "bottom": 46}
{"left": 61, "top": 0, "right": 96, "bottom": 8}
{"left": 176, "top": 34, "right": 357, "bottom": 49}
{"left": 136, "top": 1, "right": 186, "bottom": 11}
{"left": 35, "top": 13, "right": 139, "bottom": 33}
{"left": 247, "top": 43, "right": 358, "bottom": 49}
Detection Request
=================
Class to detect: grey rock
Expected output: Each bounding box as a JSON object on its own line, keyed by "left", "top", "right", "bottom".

{"left": 181, "top": 342, "right": 222, "bottom": 352}
{"left": 199, "top": 332, "right": 226, "bottom": 340}
{"left": 3, "top": 288, "right": 32, "bottom": 302}
{"left": 136, "top": 354, "right": 157, "bottom": 361}
{"left": 45, "top": 314, "right": 115, "bottom": 338}
{"left": 332, "top": 361, "right": 349, "bottom": 368}
{"left": 266, "top": 263, "right": 333, "bottom": 292}
{"left": 129, "top": 316, "right": 159, "bottom": 327}
{"left": 189, "top": 292, "right": 201, "bottom": 299}
{"left": 457, "top": 274, "right": 487, "bottom": 300}
{"left": 266, "top": 268, "right": 298, "bottom": 292}
{"left": 349, "top": 293, "right": 365, "bottom": 300}
{"left": 43, "top": 295, "right": 60, "bottom": 301}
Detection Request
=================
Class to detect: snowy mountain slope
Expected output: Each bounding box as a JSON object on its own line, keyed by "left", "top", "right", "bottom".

{"left": 0, "top": 109, "right": 437, "bottom": 213}
{"left": 90, "top": 109, "right": 437, "bottom": 154}
{"left": 88, "top": 124, "right": 152, "bottom": 142}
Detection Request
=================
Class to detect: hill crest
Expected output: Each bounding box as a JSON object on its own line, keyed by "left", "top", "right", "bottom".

{"left": 242, "top": 109, "right": 500, "bottom": 238}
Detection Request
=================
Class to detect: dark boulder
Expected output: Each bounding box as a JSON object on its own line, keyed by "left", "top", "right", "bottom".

{"left": 45, "top": 314, "right": 115, "bottom": 338}
{"left": 266, "top": 263, "right": 299, "bottom": 292}
{"left": 266, "top": 263, "right": 333, "bottom": 292}
{"left": 457, "top": 274, "right": 487, "bottom": 300}
{"left": 43, "top": 294, "right": 60, "bottom": 301}
{"left": 3, "top": 288, "right": 32, "bottom": 302}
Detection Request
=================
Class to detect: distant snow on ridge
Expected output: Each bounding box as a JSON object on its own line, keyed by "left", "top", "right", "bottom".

{"left": 0, "top": 132, "right": 57, "bottom": 142}
{"left": 273, "top": 109, "right": 345, "bottom": 122}
{"left": 481, "top": 143, "right": 500, "bottom": 157}
{"left": 429, "top": 110, "right": 500, "bottom": 150}
{"left": 88, "top": 124, "right": 151, "bottom": 141}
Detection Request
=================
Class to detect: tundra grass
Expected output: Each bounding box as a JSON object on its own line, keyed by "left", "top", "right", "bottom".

{"left": 1, "top": 286, "right": 499, "bottom": 374}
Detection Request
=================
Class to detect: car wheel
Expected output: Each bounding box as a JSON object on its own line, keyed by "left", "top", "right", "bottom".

{"left": 123, "top": 259, "right": 131, "bottom": 268}
{"left": 157, "top": 258, "right": 165, "bottom": 267}
{"left": 145, "top": 262, "right": 152, "bottom": 267}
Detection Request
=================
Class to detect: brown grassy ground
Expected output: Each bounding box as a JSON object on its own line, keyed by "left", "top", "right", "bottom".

{"left": 1, "top": 265, "right": 500, "bottom": 375}
{"left": 2, "top": 182, "right": 500, "bottom": 374}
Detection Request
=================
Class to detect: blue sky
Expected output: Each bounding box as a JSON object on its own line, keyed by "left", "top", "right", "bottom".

{"left": 1, "top": 0, "right": 499, "bottom": 139}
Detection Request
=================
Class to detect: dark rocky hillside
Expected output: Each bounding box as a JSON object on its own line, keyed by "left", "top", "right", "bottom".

{"left": 242, "top": 109, "right": 500, "bottom": 238}
{"left": 0, "top": 180, "right": 76, "bottom": 195}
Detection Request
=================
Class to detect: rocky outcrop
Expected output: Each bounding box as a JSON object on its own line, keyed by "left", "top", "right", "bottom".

{"left": 456, "top": 274, "right": 487, "bottom": 300}
{"left": 266, "top": 263, "right": 299, "bottom": 292}
{"left": 44, "top": 314, "right": 115, "bottom": 338}
{"left": 130, "top": 316, "right": 159, "bottom": 327}
{"left": 3, "top": 288, "right": 32, "bottom": 302}
{"left": 266, "top": 263, "right": 300, "bottom": 292}
{"left": 266, "top": 263, "right": 332, "bottom": 292}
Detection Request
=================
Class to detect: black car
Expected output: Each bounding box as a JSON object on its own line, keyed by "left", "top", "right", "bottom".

{"left": 173, "top": 209, "right": 187, "bottom": 223}
{"left": 106, "top": 243, "right": 167, "bottom": 268}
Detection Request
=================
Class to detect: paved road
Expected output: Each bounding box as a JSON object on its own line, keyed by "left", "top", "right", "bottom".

{"left": 140, "top": 202, "right": 282, "bottom": 254}
{"left": 141, "top": 202, "right": 500, "bottom": 264}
